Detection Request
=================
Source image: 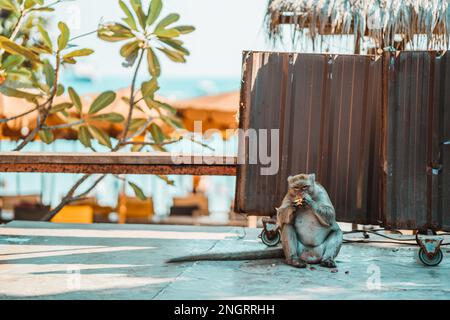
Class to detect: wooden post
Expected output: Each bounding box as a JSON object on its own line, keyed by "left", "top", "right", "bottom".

{"left": 354, "top": 29, "right": 361, "bottom": 54}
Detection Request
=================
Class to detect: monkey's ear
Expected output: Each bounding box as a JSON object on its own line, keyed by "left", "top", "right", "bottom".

{"left": 309, "top": 174, "right": 316, "bottom": 183}
{"left": 287, "top": 176, "right": 294, "bottom": 183}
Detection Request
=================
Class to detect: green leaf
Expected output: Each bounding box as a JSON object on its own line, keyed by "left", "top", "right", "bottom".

{"left": 38, "top": 129, "right": 54, "bottom": 144}
{"left": 121, "top": 40, "right": 141, "bottom": 67}
{"left": 0, "top": 36, "right": 41, "bottom": 62}
{"left": 157, "top": 47, "right": 185, "bottom": 63}
{"left": 148, "top": 123, "right": 165, "bottom": 143}
{"left": 63, "top": 48, "right": 94, "bottom": 59}
{"left": 0, "top": 85, "right": 40, "bottom": 100}
{"left": 155, "top": 13, "right": 180, "bottom": 31}
{"left": 120, "top": 40, "right": 141, "bottom": 58}
{"left": 62, "top": 57, "right": 77, "bottom": 65}
{"left": 146, "top": 0, "right": 162, "bottom": 26}
{"left": 91, "top": 112, "right": 125, "bottom": 123}
{"left": 57, "top": 22, "right": 70, "bottom": 51}
{"left": 119, "top": 0, "right": 137, "bottom": 30}
{"left": 78, "top": 126, "right": 92, "bottom": 148}
{"left": 88, "top": 126, "right": 112, "bottom": 148}
{"left": 37, "top": 25, "right": 53, "bottom": 51}
{"left": 141, "top": 78, "right": 159, "bottom": 98}
{"left": 68, "top": 87, "right": 82, "bottom": 113}
{"left": 129, "top": 118, "right": 148, "bottom": 132}
{"left": 153, "top": 28, "right": 180, "bottom": 38}
{"left": 56, "top": 84, "right": 65, "bottom": 96}
{"left": 129, "top": 0, "right": 146, "bottom": 29}
{"left": 146, "top": 47, "right": 160, "bottom": 77}
{"left": 173, "top": 25, "right": 195, "bottom": 34}
{"left": 50, "top": 102, "right": 73, "bottom": 114}
{"left": 128, "top": 181, "right": 147, "bottom": 201}
{"left": 159, "top": 38, "right": 189, "bottom": 55}
{"left": 25, "top": 0, "right": 41, "bottom": 9}
{"left": 88, "top": 91, "right": 116, "bottom": 114}
{"left": 97, "top": 23, "right": 135, "bottom": 42}
{"left": 30, "top": 6, "right": 55, "bottom": 12}
{"left": 0, "top": 0, "right": 18, "bottom": 12}
{"left": 30, "top": 44, "right": 52, "bottom": 55}
{"left": 161, "top": 115, "right": 183, "bottom": 129}
{"left": 146, "top": 99, "right": 177, "bottom": 114}
{"left": 131, "top": 144, "right": 144, "bottom": 152}
{"left": 43, "top": 60, "right": 55, "bottom": 88}
{"left": 157, "top": 175, "right": 175, "bottom": 186}
{"left": 2, "top": 55, "right": 25, "bottom": 71}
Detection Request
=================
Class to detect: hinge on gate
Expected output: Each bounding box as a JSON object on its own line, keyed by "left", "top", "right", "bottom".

{"left": 428, "top": 163, "right": 442, "bottom": 175}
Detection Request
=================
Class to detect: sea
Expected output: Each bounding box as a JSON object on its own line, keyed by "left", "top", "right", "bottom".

{"left": 0, "top": 76, "right": 240, "bottom": 219}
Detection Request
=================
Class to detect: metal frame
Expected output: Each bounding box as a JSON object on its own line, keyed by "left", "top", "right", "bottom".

{"left": 0, "top": 152, "right": 237, "bottom": 176}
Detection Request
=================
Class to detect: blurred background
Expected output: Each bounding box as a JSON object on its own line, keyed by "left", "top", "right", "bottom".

{"left": 0, "top": 0, "right": 357, "bottom": 226}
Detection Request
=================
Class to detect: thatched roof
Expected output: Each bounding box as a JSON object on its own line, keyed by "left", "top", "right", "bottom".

{"left": 173, "top": 91, "right": 239, "bottom": 113}
{"left": 171, "top": 91, "right": 239, "bottom": 135}
{"left": 266, "top": 0, "right": 450, "bottom": 50}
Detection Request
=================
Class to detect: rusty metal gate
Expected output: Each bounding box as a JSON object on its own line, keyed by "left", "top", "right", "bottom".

{"left": 382, "top": 51, "right": 450, "bottom": 231}
{"left": 236, "top": 50, "right": 449, "bottom": 231}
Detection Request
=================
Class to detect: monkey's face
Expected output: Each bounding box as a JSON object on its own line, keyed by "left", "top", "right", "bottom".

{"left": 287, "top": 174, "right": 316, "bottom": 204}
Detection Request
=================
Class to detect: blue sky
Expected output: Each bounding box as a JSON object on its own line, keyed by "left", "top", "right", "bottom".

{"left": 51, "top": 0, "right": 272, "bottom": 78}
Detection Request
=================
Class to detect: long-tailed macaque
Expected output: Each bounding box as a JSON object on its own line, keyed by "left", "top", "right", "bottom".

{"left": 276, "top": 174, "right": 343, "bottom": 268}
{"left": 167, "top": 174, "right": 342, "bottom": 269}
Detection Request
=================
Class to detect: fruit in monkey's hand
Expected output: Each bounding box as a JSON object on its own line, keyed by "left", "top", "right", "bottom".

{"left": 293, "top": 195, "right": 304, "bottom": 207}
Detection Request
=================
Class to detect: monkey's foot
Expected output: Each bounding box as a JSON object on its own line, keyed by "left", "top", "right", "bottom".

{"left": 286, "top": 257, "right": 307, "bottom": 268}
{"left": 320, "top": 259, "right": 337, "bottom": 268}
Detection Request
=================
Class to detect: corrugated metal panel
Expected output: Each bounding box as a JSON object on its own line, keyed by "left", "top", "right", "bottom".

{"left": 437, "top": 53, "right": 450, "bottom": 230}
{"left": 236, "top": 50, "right": 449, "bottom": 231}
{"left": 382, "top": 51, "right": 450, "bottom": 231}
{"left": 236, "top": 51, "right": 382, "bottom": 225}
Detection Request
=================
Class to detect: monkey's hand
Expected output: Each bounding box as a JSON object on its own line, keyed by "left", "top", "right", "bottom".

{"left": 301, "top": 193, "right": 314, "bottom": 208}
{"left": 302, "top": 193, "right": 332, "bottom": 227}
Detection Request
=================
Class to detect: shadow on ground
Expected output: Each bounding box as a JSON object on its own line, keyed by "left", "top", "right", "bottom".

{"left": 0, "top": 221, "right": 449, "bottom": 299}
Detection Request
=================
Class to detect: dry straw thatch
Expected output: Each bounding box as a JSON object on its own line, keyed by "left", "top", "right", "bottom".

{"left": 266, "top": 0, "right": 450, "bottom": 50}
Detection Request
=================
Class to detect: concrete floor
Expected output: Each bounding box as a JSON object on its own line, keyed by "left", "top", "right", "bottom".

{"left": 0, "top": 221, "right": 449, "bottom": 300}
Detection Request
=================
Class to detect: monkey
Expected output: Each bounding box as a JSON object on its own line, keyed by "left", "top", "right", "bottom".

{"left": 276, "top": 173, "right": 343, "bottom": 268}
{"left": 167, "top": 174, "right": 343, "bottom": 269}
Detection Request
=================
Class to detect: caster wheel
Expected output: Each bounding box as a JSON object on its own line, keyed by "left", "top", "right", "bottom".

{"left": 418, "top": 248, "right": 443, "bottom": 267}
{"left": 261, "top": 230, "right": 281, "bottom": 247}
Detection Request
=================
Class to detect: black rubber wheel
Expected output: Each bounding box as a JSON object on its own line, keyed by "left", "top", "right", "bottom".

{"left": 261, "top": 230, "right": 281, "bottom": 247}
{"left": 418, "top": 248, "right": 443, "bottom": 267}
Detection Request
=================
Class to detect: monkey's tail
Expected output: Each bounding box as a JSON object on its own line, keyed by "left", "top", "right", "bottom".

{"left": 166, "top": 248, "right": 284, "bottom": 263}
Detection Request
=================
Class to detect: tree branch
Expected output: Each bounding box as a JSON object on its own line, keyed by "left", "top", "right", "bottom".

{"left": 125, "top": 116, "right": 154, "bottom": 141}
{"left": 13, "top": 51, "right": 62, "bottom": 151}
{"left": 114, "top": 49, "right": 145, "bottom": 151}
{"left": 42, "top": 174, "right": 106, "bottom": 221}
{"left": 42, "top": 119, "right": 85, "bottom": 130}
{"left": 123, "top": 137, "right": 182, "bottom": 148}
{"left": 9, "top": 4, "right": 26, "bottom": 41}
{"left": 0, "top": 104, "right": 42, "bottom": 124}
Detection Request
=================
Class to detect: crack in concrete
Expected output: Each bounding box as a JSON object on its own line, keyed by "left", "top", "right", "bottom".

{"left": 151, "top": 266, "right": 190, "bottom": 300}
{"left": 151, "top": 239, "right": 223, "bottom": 300}
{"left": 150, "top": 229, "right": 247, "bottom": 300}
